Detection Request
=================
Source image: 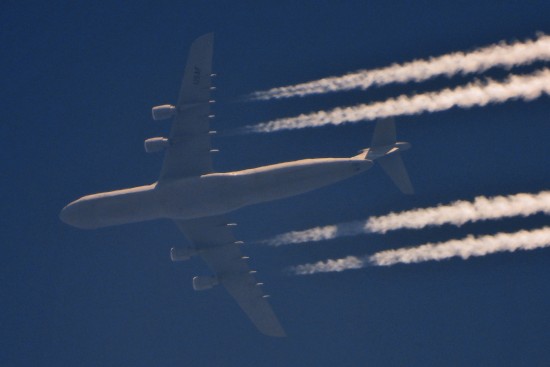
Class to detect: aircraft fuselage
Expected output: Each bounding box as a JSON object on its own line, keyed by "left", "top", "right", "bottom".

{"left": 60, "top": 157, "right": 372, "bottom": 229}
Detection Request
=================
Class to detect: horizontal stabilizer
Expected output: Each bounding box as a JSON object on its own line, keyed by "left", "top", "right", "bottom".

{"left": 377, "top": 152, "right": 414, "bottom": 194}
{"left": 366, "top": 118, "right": 414, "bottom": 194}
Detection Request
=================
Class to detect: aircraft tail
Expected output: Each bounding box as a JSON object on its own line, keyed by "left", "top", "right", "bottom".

{"left": 355, "top": 119, "right": 414, "bottom": 194}
{"left": 377, "top": 152, "right": 414, "bottom": 194}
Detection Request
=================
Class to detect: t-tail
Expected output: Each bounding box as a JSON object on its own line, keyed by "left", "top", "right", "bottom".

{"left": 354, "top": 118, "right": 414, "bottom": 194}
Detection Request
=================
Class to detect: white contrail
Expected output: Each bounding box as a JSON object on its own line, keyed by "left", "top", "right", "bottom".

{"left": 367, "top": 191, "right": 550, "bottom": 233}
{"left": 371, "top": 227, "right": 550, "bottom": 266}
{"left": 290, "top": 256, "right": 366, "bottom": 275}
{"left": 290, "top": 227, "right": 550, "bottom": 275}
{"left": 265, "top": 220, "right": 364, "bottom": 246}
{"left": 249, "top": 34, "right": 550, "bottom": 100}
{"left": 266, "top": 191, "right": 550, "bottom": 246}
{"left": 245, "top": 68, "right": 550, "bottom": 133}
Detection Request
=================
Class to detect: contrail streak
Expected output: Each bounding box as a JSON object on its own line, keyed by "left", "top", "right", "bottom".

{"left": 290, "top": 227, "right": 550, "bottom": 275}
{"left": 266, "top": 191, "right": 550, "bottom": 246}
{"left": 249, "top": 34, "right": 550, "bottom": 100}
{"left": 245, "top": 68, "right": 550, "bottom": 133}
{"left": 366, "top": 191, "right": 550, "bottom": 233}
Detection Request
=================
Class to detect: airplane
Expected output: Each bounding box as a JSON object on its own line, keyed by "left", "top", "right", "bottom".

{"left": 60, "top": 33, "right": 413, "bottom": 337}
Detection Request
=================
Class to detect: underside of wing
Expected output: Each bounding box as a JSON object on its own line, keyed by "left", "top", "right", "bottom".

{"left": 174, "top": 216, "right": 286, "bottom": 337}
{"left": 158, "top": 33, "right": 216, "bottom": 182}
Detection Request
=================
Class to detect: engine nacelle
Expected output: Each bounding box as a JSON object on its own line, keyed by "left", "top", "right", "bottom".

{"left": 193, "top": 276, "right": 219, "bottom": 291}
{"left": 170, "top": 247, "right": 196, "bottom": 262}
{"left": 144, "top": 137, "right": 169, "bottom": 153}
{"left": 152, "top": 104, "right": 176, "bottom": 120}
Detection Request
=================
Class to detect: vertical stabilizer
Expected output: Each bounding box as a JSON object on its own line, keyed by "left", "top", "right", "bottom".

{"left": 371, "top": 117, "right": 397, "bottom": 148}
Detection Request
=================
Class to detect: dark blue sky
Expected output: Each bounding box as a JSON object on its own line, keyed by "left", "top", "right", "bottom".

{"left": 2, "top": 1, "right": 549, "bottom": 366}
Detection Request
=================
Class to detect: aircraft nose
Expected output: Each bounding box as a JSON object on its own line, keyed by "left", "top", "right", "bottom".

{"left": 59, "top": 199, "right": 97, "bottom": 229}
{"left": 60, "top": 202, "right": 79, "bottom": 226}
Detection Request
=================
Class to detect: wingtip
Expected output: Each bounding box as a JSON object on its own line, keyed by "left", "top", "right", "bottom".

{"left": 191, "top": 33, "right": 214, "bottom": 49}
{"left": 402, "top": 185, "right": 415, "bottom": 195}
{"left": 261, "top": 327, "right": 287, "bottom": 338}
{"left": 197, "top": 32, "right": 214, "bottom": 41}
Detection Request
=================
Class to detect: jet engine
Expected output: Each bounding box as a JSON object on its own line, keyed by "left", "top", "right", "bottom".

{"left": 144, "top": 137, "right": 169, "bottom": 153}
{"left": 192, "top": 276, "right": 219, "bottom": 291}
{"left": 170, "top": 247, "right": 197, "bottom": 262}
{"left": 152, "top": 104, "right": 176, "bottom": 120}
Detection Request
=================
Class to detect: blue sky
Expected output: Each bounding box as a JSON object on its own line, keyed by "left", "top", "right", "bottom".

{"left": 2, "top": 1, "right": 549, "bottom": 366}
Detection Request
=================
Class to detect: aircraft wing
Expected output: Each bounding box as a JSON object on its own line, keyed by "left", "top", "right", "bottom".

{"left": 174, "top": 216, "right": 286, "bottom": 337}
{"left": 159, "top": 33, "right": 215, "bottom": 182}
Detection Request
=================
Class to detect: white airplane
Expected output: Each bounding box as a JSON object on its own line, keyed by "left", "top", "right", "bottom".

{"left": 60, "top": 33, "right": 413, "bottom": 337}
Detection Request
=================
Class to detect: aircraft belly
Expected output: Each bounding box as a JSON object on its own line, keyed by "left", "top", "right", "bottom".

{"left": 61, "top": 159, "right": 372, "bottom": 228}
{"left": 239, "top": 159, "right": 372, "bottom": 205}
{"left": 93, "top": 191, "right": 160, "bottom": 227}
{"left": 157, "top": 175, "right": 245, "bottom": 219}
{"left": 61, "top": 184, "right": 160, "bottom": 229}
